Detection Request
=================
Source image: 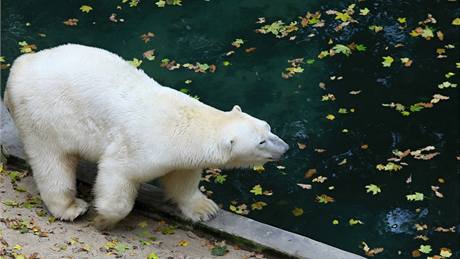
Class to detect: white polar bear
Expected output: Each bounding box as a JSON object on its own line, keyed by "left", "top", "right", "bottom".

{"left": 4, "top": 44, "right": 289, "bottom": 229}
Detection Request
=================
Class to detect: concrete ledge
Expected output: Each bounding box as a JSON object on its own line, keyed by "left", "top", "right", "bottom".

{"left": 0, "top": 100, "right": 364, "bottom": 259}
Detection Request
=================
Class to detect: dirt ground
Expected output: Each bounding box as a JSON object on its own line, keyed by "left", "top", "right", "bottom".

{"left": 0, "top": 162, "right": 264, "bottom": 259}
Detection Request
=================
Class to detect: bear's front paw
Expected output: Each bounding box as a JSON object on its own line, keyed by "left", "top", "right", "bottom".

{"left": 179, "top": 195, "right": 220, "bottom": 222}
{"left": 55, "top": 198, "right": 89, "bottom": 221}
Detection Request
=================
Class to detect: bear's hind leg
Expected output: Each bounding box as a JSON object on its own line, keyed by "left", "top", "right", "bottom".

{"left": 160, "top": 170, "right": 219, "bottom": 222}
{"left": 28, "top": 149, "right": 88, "bottom": 221}
{"left": 93, "top": 160, "right": 139, "bottom": 230}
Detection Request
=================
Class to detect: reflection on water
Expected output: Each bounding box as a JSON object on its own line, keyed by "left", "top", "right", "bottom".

{"left": 382, "top": 208, "right": 428, "bottom": 234}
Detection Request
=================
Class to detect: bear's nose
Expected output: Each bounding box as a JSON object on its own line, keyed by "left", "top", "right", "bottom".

{"left": 282, "top": 142, "right": 289, "bottom": 153}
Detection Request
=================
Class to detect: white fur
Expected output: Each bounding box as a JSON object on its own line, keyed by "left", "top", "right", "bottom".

{"left": 5, "top": 44, "right": 289, "bottom": 229}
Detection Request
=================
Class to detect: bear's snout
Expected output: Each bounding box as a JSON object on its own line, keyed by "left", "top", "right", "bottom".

{"left": 267, "top": 134, "right": 289, "bottom": 160}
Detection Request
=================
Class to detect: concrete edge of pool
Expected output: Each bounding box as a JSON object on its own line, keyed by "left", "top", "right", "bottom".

{"left": 0, "top": 101, "right": 365, "bottom": 259}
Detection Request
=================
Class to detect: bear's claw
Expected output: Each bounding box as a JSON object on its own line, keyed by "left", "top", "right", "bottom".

{"left": 57, "top": 198, "right": 89, "bottom": 221}
{"left": 179, "top": 195, "right": 220, "bottom": 222}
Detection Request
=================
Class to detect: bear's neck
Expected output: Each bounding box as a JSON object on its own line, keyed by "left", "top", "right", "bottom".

{"left": 170, "top": 102, "right": 231, "bottom": 169}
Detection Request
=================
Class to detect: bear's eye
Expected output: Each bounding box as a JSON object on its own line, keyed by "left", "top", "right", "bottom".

{"left": 259, "top": 140, "right": 266, "bottom": 145}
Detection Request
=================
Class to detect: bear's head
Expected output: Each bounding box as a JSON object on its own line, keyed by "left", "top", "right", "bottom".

{"left": 221, "top": 105, "right": 289, "bottom": 168}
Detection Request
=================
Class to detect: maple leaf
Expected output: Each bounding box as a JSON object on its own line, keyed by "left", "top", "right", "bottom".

{"left": 359, "top": 8, "right": 369, "bottom": 16}
{"left": 79, "top": 5, "right": 93, "bottom": 13}
{"left": 143, "top": 50, "right": 155, "bottom": 61}
{"left": 406, "top": 192, "right": 424, "bottom": 201}
{"left": 349, "top": 218, "right": 364, "bottom": 225}
{"left": 418, "top": 245, "right": 432, "bottom": 254}
{"left": 63, "top": 18, "right": 79, "bottom": 26}
{"left": 292, "top": 207, "right": 304, "bottom": 216}
{"left": 400, "top": 57, "right": 413, "bottom": 67}
{"left": 253, "top": 165, "right": 265, "bottom": 173}
{"left": 155, "top": 0, "right": 166, "bottom": 7}
{"left": 332, "top": 44, "right": 352, "bottom": 56}
{"left": 214, "top": 174, "right": 227, "bottom": 184}
{"left": 231, "top": 39, "right": 244, "bottom": 48}
{"left": 335, "top": 12, "right": 350, "bottom": 22}
{"left": 312, "top": 176, "right": 327, "bottom": 183}
{"left": 382, "top": 56, "right": 394, "bottom": 67}
{"left": 362, "top": 242, "right": 384, "bottom": 257}
{"left": 326, "top": 114, "right": 335, "bottom": 120}
{"left": 128, "top": 58, "right": 142, "bottom": 68}
{"left": 452, "top": 18, "right": 460, "bottom": 26}
{"left": 297, "top": 183, "right": 312, "bottom": 190}
{"left": 365, "top": 184, "right": 381, "bottom": 195}
{"left": 440, "top": 248, "right": 452, "bottom": 257}
{"left": 251, "top": 201, "right": 267, "bottom": 210}
{"left": 397, "top": 17, "right": 407, "bottom": 23}
{"left": 355, "top": 44, "right": 366, "bottom": 51}
{"left": 316, "top": 194, "right": 334, "bottom": 204}
{"left": 369, "top": 25, "right": 383, "bottom": 32}
{"left": 250, "top": 185, "right": 263, "bottom": 195}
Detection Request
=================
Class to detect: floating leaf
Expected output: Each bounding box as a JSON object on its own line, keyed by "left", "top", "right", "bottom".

{"left": 359, "top": 8, "right": 369, "bottom": 16}
{"left": 63, "top": 18, "right": 79, "bottom": 26}
{"left": 452, "top": 18, "right": 460, "bottom": 26}
{"left": 296, "top": 183, "right": 312, "bottom": 190}
{"left": 362, "top": 242, "right": 384, "bottom": 257}
{"left": 376, "top": 162, "right": 402, "bottom": 172}
{"left": 418, "top": 245, "right": 432, "bottom": 254}
{"left": 214, "top": 174, "right": 227, "bottom": 184}
{"left": 355, "top": 44, "right": 367, "bottom": 51}
{"left": 406, "top": 192, "right": 424, "bottom": 201}
{"left": 292, "top": 207, "right": 304, "bottom": 216}
{"left": 253, "top": 165, "right": 265, "bottom": 173}
{"left": 440, "top": 248, "right": 452, "bottom": 257}
{"left": 382, "top": 56, "right": 394, "bottom": 67}
{"left": 79, "top": 5, "right": 93, "bottom": 13}
{"left": 143, "top": 50, "right": 155, "bottom": 61}
{"left": 231, "top": 39, "right": 244, "bottom": 48}
{"left": 128, "top": 58, "right": 142, "bottom": 68}
{"left": 397, "top": 17, "right": 407, "bottom": 23}
{"left": 251, "top": 201, "right": 267, "bottom": 210}
{"left": 316, "top": 194, "right": 334, "bottom": 204}
{"left": 365, "top": 184, "right": 381, "bottom": 195}
{"left": 349, "top": 218, "right": 364, "bottom": 225}
{"left": 369, "top": 25, "right": 383, "bottom": 32}
{"left": 312, "top": 176, "right": 327, "bottom": 183}
{"left": 332, "top": 44, "right": 352, "bottom": 56}
{"left": 326, "top": 114, "right": 335, "bottom": 120}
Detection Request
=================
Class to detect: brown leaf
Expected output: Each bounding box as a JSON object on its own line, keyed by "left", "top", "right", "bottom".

{"left": 304, "top": 169, "right": 317, "bottom": 178}
{"left": 63, "top": 18, "right": 79, "bottom": 26}
{"left": 245, "top": 47, "right": 257, "bottom": 53}
{"left": 297, "top": 143, "right": 307, "bottom": 149}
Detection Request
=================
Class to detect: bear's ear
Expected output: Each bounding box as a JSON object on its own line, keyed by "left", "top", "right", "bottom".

{"left": 232, "top": 105, "right": 242, "bottom": 112}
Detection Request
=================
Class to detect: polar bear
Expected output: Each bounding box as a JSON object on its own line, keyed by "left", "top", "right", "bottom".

{"left": 4, "top": 44, "right": 289, "bottom": 229}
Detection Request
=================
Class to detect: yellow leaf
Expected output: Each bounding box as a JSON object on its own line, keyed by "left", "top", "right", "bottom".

{"left": 326, "top": 114, "right": 335, "bottom": 120}
{"left": 292, "top": 207, "right": 304, "bottom": 216}
{"left": 253, "top": 165, "right": 265, "bottom": 173}
{"left": 332, "top": 219, "right": 339, "bottom": 225}
{"left": 13, "top": 244, "right": 22, "bottom": 251}
{"left": 452, "top": 18, "right": 460, "bottom": 26}
{"left": 80, "top": 5, "right": 93, "bottom": 13}
{"left": 250, "top": 185, "right": 263, "bottom": 195}
{"left": 177, "top": 240, "right": 188, "bottom": 247}
{"left": 251, "top": 201, "right": 267, "bottom": 210}
{"left": 440, "top": 248, "right": 452, "bottom": 257}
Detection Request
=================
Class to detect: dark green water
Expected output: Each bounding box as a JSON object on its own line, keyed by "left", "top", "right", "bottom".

{"left": 1, "top": 0, "right": 459, "bottom": 257}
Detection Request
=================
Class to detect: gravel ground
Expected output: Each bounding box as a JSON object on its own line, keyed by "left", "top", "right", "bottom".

{"left": 0, "top": 162, "right": 265, "bottom": 259}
